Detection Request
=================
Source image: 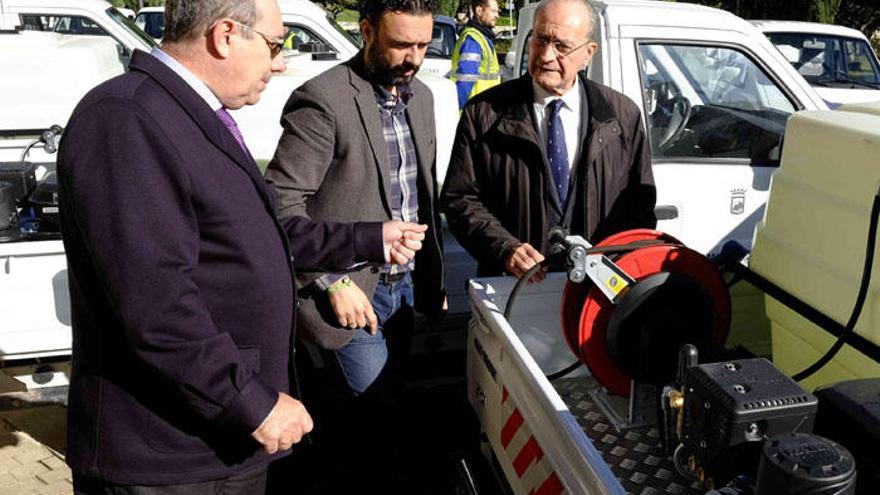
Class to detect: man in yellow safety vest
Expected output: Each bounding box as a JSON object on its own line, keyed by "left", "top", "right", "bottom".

{"left": 450, "top": 0, "right": 501, "bottom": 109}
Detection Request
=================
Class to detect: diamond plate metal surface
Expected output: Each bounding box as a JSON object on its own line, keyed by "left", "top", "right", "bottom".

{"left": 554, "top": 378, "right": 706, "bottom": 495}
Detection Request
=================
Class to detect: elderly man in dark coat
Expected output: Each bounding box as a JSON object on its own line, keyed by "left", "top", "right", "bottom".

{"left": 441, "top": 0, "right": 656, "bottom": 279}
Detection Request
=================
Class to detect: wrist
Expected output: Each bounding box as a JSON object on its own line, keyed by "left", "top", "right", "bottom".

{"left": 326, "top": 276, "right": 353, "bottom": 294}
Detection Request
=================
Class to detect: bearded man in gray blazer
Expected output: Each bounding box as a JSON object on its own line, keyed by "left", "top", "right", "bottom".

{"left": 265, "top": 0, "right": 445, "bottom": 487}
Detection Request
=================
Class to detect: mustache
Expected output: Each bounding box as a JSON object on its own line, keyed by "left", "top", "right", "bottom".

{"left": 392, "top": 62, "right": 419, "bottom": 74}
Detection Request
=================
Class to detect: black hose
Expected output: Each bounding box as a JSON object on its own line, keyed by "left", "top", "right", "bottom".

{"left": 502, "top": 238, "right": 671, "bottom": 380}
{"left": 792, "top": 189, "right": 880, "bottom": 382}
{"left": 546, "top": 360, "right": 583, "bottom": 381}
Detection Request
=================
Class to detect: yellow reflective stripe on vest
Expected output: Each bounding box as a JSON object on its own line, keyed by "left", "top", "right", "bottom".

{"left": 450, "top": 27, "right": 501, "bottom": 100}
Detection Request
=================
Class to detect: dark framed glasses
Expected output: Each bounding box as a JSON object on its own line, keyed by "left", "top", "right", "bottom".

{"left": 236, "top": 21, "right": 289, "bottom": 59}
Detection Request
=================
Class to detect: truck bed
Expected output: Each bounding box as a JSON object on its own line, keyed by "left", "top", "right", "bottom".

{"left": 467, "top": 274, "right": 705, "bottom": 495}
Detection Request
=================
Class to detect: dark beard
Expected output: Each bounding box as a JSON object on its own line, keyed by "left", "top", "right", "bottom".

{"left": 366, "top": 41, "right": 419, "bottom": 87}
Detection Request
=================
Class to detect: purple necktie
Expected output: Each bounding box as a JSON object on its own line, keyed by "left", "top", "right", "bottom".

{"left": 215, "top": 108, "right": 249, "bottom": 155}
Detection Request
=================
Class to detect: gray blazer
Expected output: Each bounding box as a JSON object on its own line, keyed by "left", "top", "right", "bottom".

{"left": 266, "top": 54, "right": 445, "bottom": 350}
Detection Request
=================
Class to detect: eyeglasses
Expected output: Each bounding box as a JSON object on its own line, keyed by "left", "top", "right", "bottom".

{"left": 532, "top": 34, "right": 591, "bottom": 59}
{"left": 236, "top": 21, "right": 289, "bottom": 59}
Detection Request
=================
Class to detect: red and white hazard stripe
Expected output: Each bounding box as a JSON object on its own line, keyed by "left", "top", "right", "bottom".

{"left": 499, "top": 387, "right": 566, "bottom": 495}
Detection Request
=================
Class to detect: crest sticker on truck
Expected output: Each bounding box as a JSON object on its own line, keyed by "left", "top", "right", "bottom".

{"left": 730, "top": 189, "right": 746, "bottom": 215}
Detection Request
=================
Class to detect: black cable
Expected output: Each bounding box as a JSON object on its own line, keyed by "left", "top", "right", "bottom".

{"left": 502, "top": 238, "right": 672, "bottom": 380}
{"left": 545, "top": 360, "right": 583, "bottom": 381}
{"left": 503, "top": 260, "right": 548, "bottom": 320}
{"left": 792, "top": 190, "right": 880, "bottom": 382}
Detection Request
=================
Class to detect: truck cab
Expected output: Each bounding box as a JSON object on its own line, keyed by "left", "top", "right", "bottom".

{"left": 751, "top": 20, "right": 880, "bottom": 107}
{"left": 504, "top": 0, "right": 827, "bottom": 256}
{"left": 0, "top": 0, "right": 157, "bottom": 66}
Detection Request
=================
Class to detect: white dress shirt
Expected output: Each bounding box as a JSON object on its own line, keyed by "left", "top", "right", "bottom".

{"left": 151, "top": 48, "right": 222, "bottom": 112}
{"left": 531, "top": 79, "right": 585, "bottom": 171}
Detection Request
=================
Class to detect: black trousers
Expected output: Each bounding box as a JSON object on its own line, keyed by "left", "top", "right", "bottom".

{"left": 73, "top": 465, "right": 268, "bottom": 495}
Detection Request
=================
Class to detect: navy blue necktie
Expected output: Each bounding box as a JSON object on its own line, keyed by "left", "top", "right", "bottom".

{"left": 546, "top": 99, "right": 569, "bottom": 205}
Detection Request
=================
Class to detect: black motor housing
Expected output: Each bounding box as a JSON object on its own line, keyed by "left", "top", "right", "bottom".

{"left": 0, "top": 162, "right": 37, "bottom": 201}
{"left": 0, "top": 181, "right": 20, "bottom": 242}
{"left": 755, "top": 432, "right": 856, "bottom": 495}
{"left": 814, "top": 379, "right": 880, "bottom": 494}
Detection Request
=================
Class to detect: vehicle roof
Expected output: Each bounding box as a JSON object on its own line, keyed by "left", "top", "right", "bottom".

{"left": 434, "top": 15, "right": 455, "bottom": 26}
{"left": 750, "top": 20, "right": 869, "bottom": 40}
{"left": 0, "top": 0, "right": 115, "bottom": 11}
{"left": 278, "top": 0, "right": 329, "bottom": 18}
{"left": 136, "top": 6, "right": 164, "bottom": 14}
{"left": 521, "top": 0, "right": 754, "bottom": 33}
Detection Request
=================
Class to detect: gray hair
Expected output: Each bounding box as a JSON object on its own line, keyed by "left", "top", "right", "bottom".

{"left": 164, "top": 0, "right": 257, "bottom": 43}
{"left": 534, "top": 0, "right": 599, "bottom": 42}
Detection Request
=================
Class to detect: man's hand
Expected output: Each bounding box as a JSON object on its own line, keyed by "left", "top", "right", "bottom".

{"left": 251, "top": 393, "right": 313, "bottom": 454}
{"left": 505, "top": 243, "right": 547, "bottom": 283}
{"left": 382, "top": 221, "right": 428, "bottom": 265}
{"left": 328, "top": 279, "right": 378, "bottom": 334}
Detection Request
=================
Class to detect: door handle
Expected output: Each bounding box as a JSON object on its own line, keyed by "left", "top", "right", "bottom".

{"left": 655, "top": 205, "right": 679, "bottom": 220}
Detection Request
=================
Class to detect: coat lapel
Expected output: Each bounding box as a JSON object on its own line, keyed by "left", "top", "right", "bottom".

{"left": 406, "top": 86, "right": 436, "bottom": 201}
{"left": 348, "top": 58, "right": 393, "bottom": 216}
{"left": 128, "top": 52, "right": 276, "bottom": 213}
{"left": 496, "top": 76, "right": 565, "bottom": 216}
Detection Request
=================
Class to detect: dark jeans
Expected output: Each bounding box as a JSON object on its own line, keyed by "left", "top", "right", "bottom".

{"left": 333, "top": 272, "right": 415, "bottom": 398}
{"left": 73, "top": 465, "right": 267, "bottom": 495}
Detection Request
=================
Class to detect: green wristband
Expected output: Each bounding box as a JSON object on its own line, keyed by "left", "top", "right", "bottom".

{"left": 326, "top": 277, "right": 353, "bottom": 294}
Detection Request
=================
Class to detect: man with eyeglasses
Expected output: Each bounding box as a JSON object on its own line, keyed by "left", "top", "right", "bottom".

{"left": 58, "top": 0, "right": 428, "bottom": 493}
{"left": 441, "top": 0, "right": 656, "bottom": 280}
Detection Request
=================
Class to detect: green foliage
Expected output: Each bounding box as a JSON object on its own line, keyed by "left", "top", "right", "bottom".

{"left": 108, "top": 0, "right": 165, "bottom": 10}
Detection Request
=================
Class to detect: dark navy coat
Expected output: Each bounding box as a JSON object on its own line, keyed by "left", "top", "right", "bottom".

{"left": 58, "top": 50, "right": 384, "bottom": 485}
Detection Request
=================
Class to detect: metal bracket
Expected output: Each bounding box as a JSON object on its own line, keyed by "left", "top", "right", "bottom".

{"left": 564, "top": 235, "right": 636, "bottom": 304}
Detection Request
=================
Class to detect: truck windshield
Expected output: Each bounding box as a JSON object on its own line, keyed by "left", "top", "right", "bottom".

{"left": 107, "top": 7, "right": 157, "bottom": 49}
{"left": 765, "top": 32, "right": 880, "bottom": 88}
{"left": 639, "top": 43, "right": 796, "bottom": 165}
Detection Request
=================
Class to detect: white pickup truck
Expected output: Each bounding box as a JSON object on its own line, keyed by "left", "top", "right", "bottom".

{"left": 0, "top": 0, "right": 460, "bottom": 359}
{"left": 0, "top": 0, "right": 829, "bottom": 391}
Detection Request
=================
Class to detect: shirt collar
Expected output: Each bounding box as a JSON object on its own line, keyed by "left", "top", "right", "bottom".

{"left": 374, "top": 82, "right": 413, "bottom": 111}
{"left": 532, "top": 77, "right": 581, "bottom": 112}
{"left": 151, "top": 47, "right": 223, "bottom": 111}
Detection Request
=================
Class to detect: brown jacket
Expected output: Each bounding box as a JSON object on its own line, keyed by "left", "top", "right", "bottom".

{"left": 440, "top": 73, "right": 656, "bottom": 276}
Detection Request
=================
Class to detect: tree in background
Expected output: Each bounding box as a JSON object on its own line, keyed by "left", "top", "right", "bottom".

{"left": 314, "top": 0, "right": 360, "bottom": 18}
{"left": 681, "top": 0, "right": 878, "bottom": 39}
{"left": 109, "top": 0, "right": 164, "bottom": 11}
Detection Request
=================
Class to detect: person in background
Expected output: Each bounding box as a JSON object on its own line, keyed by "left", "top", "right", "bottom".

{"left": 450, "top": 0, "right": 501, "bottom": 109}
{"left": 441, "top": 0, "right": 656, "bottom": 281}
{"left": 265, "top": 0, "right": 445, "bottom": 488}
{"left": 58, "top": 0, "right": 426, "bottom": 493}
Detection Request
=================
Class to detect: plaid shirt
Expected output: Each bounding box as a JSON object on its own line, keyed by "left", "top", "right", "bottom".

{"left": 376, "top": 83, "right": 419, "bottom": 274}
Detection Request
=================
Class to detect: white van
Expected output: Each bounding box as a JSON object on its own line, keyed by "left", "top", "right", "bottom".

{"left": 752, "top": 20, "right": 880, "bottom": 107}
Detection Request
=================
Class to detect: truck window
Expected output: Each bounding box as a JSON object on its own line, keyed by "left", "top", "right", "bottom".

{"left": 765, "top": 32, "right": 880, "bottom": 87}
{"left": 842, "top": 38, "right": 880, "bottom": 84}
{"left": 428, "top": 22, "right": 456, "bottom": 59}
{"left": 19, "top": 14, "right": 108, "bottom": 36}
{"left": 638, "top": 43, "right": 795, "bottom": 165}
{"left": 285, "top": 23, "right": 336, "bottom": 53}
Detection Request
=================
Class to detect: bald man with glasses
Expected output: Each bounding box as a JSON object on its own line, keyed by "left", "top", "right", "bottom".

{"left": 441, "top": 0, "right": 656, "bottom": 280}
{"left": 58, "top": 0, "right": 428, "bottom": 493}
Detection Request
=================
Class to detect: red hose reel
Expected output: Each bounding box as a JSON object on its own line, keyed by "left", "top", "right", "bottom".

{"left": 560, "top": 229, "right": 731, "bottom": 397}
